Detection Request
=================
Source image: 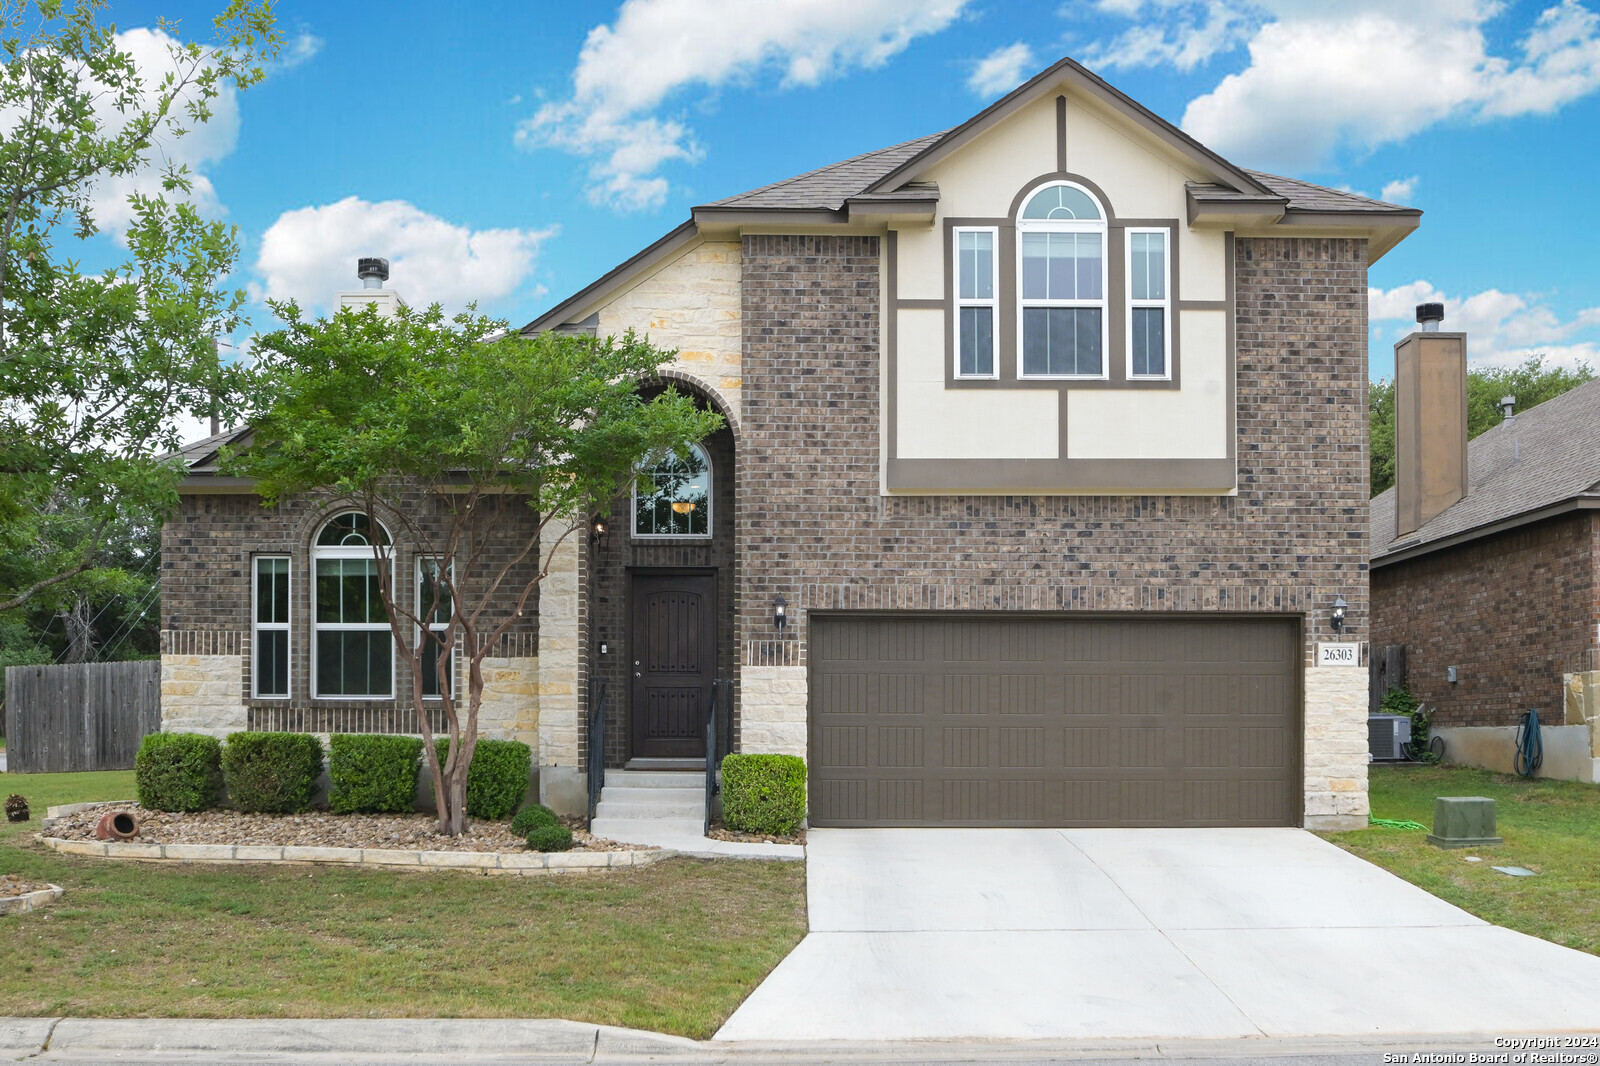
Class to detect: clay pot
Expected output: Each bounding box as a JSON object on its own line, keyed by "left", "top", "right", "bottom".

{"left": 95, "top": 810, "right": 140, "bottom": 841}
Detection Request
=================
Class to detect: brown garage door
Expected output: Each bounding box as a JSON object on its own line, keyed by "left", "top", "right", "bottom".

{"left": 808, "top": 615, "right": 1300, "bottom": 828}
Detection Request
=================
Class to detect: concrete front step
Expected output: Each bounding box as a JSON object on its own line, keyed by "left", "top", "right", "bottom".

{"left": 599, "top": 786, "right": 702, "bottom": 805}
{"left": 603, "top": 769, "right": 703, "bottom": 789}
{"left": 590, "top": 816, "right": 706, "bottom": 843}
{"left": 594, "top": 800, "right": 705, "bottom": 821}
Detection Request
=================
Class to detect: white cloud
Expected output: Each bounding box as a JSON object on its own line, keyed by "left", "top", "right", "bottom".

{"left": 1379, "top": 175, "right": 1418, "bottom": 203}
{"left": 253, "top": 197, "right": 556, "bottom": 317}
{"left": 270, "top": 31, "right": 324, "bottom": 72}
{"left": 1370, "top": 280, "right": 1600, "bottom": 371}
{"left": 81, "top": 27, "right": 242, "bottom": 234}
{"left": 517, "top": 0, "right": 971, "bottom": 211}
{"left": 968, "top": 42, "right": 1036, "bottom": 97}
{"left": 1089, "top": 1, "right": 1600, "bottom": 171}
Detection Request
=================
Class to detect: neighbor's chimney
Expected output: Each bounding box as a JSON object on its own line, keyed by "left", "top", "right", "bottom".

{"left": 339, "top": 257, "right": 403, "bottom": 316}
{"left": 1394, "top": 303, "right": 1468, "bottom": 538}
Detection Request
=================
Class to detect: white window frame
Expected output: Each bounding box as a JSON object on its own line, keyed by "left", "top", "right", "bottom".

{"left": 251, "top": 555, "right": 291, "bottom": 699}
{"left": 631, "top": 443, "right": 714, "bottom": 540}
{"left": 953, "top": 225, "right": 999, "bottom": 380}
{"left": 416, "top": 558, "right": 455, "bottom": 701}
{"left": 1125, "top": 227, "right": 1172, "bottom": 381}
{"left": 1016, "top": 181, "right": 1109, "bottom": 381}
{"left": 311, "top": 513, "right": 395, "bottom": 700}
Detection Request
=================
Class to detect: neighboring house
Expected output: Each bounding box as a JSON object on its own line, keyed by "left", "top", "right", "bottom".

{"left": 162, "top": 56, "right": 1420, "bottom": 831}
{"left": 1371, "top": 350, "right": 1600, "bottom": 784}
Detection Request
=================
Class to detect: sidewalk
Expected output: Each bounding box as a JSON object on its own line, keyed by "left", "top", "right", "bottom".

{"left": 4, "top": 1017, "right": 1586, "bottom": 1064}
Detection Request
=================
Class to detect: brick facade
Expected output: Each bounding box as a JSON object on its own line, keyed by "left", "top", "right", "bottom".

{"left": 733, "top": 233, "right": 1372, "bottom": 825}
{"left": 1371, "top": 512, "right": 1600, "bottom": 728}
{"left": 160, "top": 491, "right": 541, "bottom": 739}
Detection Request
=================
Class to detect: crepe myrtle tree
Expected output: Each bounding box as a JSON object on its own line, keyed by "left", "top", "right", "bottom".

{"left": 232, "top": 302, "right": 723, "bottom": 835}
{"left": 0, "top": 0, "right": 281, "bottom": 613}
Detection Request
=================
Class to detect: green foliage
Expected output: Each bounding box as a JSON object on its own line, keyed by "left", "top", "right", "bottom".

{"left": 525, "top": 823, "right": 574, "bottom": 852}
{"left": 1370, "top": 357, "right": 1596, "bottom": 496}
{"left": 1379, "top": 684, "right": 1420, "bottom": 717}
{"left": 221, "top": 732, "right": 324, "bottom": 814}
{"left": 134, "top": 732, "right": 221, "bottom": 811}
{"left": 1379, "top": 685, "right": 1440, "bottom": 764}
{"left": 433, "top": 738, "right": 531, "bottom": 820}
{"left": 511, "top": 804, "right": 559, "bottom": 837}
{"left": 0, "top": 0, "right": 282, "bottom": 614}
{"left": 328, "top": 734, "right": 422, "bottom": 814}
{"left": 721, "top": 754, "right": 807, "bottom": 836}
{"left": 234, "top": 300, "right": 720, "bottom": 834}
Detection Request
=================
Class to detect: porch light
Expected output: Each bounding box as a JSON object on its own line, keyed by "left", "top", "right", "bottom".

{"left": 774, "top": 595, "right": 788, "bottom": 631}
{"left": 590, "top": 514, "right": 607, "bottom": 539}
{"left": 1330, "top": 595, "right": 1348, "bottom": 634}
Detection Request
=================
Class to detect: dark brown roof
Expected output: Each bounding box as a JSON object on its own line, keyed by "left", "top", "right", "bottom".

{"left": 1244, "top": 170, "right": 1411, "bottom": 214}
{"left": 1371, "top": 377, "right": 1600, "bottom": 564}
{"left": 706, "top": 133, "right": 945, "bottom": 211}
{"left": 161, "top": 427, "right": 252, "bottom": 475}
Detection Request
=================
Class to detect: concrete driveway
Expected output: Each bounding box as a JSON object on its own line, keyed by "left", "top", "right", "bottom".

{"left": 716, "top": 827, "right": 1600, "bottom": 1041}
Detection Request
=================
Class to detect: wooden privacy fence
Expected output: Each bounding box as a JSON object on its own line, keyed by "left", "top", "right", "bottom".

{"left": 1369, "top": 644, "right": 1408, "bottom": 714}
{"left": 4, "top": 660, "right": 161, "bottom": 773}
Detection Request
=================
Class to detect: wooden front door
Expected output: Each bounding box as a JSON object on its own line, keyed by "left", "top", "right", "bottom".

{"left": 629, "top": 573, "right": 715, "bottom": 760}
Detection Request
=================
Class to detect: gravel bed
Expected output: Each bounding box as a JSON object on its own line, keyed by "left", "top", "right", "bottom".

{"left": 1, "top": 874, "right": 54, "bottom": 898}
{"left": 707, "top": 821, "right": 805, "bottom": 846}
{"left": 46, "top": 805, "right": 651, "bottom": 854}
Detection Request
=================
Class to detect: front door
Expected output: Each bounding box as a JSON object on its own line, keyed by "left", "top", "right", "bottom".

{"left": 629, "top": 572, "right": 715, "bottom": 760}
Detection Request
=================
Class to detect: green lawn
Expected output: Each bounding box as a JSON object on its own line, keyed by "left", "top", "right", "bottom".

{"left": 0, "top": 769, "right": 807, "bottom": 1037}
{"left": 1329, "top": 765, "right": 1600, "bottom": 956}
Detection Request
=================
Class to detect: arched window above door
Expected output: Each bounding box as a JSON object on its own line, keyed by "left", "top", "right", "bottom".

{"left": 633, "top": 444, "right": 712, "bottom": 538}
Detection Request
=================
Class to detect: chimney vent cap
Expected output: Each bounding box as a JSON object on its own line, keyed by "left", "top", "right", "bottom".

{"left": 1416, "top": 302, "right": 1445, "bottom": 327}
{"left": 357, "top": 257, "right": 390, "bottom": 287}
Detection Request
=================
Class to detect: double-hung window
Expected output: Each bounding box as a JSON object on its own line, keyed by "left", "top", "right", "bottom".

{"left": 312, "top": 512, "right": 393, "bottom": 698}
{"left": 1017, "top": 182, "right": 1107, "bottom": 379}
{"left": 417, "top": 559, "right": 452, "bottom": 699}
{"left": 252, "top": 556, "right": 290, "bottom": 698}
{"left": 1127, "top": 229, "right": 1171, "bottom": 378}
{"left": 953, "top": 227, "right": 997, "bottom": 378}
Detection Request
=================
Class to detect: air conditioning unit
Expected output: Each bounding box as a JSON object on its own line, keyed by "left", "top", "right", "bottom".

{"left": 1368, "top": 713, "right": 1413, "bottom": 761}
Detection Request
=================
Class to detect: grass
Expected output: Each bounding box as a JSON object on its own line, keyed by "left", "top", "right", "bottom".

{"left": 0, "top": 769, "right": 808, "bottom": 1037}
{"left": 1328, "top": 764, "right": 1600, "bottom": 956}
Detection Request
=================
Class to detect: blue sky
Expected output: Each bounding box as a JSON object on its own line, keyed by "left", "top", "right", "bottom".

{"left": 99, "top": 0, "right": 1600, "bottom": 398}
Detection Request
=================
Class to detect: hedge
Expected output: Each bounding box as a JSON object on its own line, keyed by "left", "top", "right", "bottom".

{"left": 135, "top": 732, "right": 222, "bottom": 812}
{"left": 721, "top": 753, "right": 806, "bottom": 835}
{"left": 525, "top": 823, "right": 574, "bottom": 852}
{"left": 221, "top": 732, "right": 324, "bottom": 814}
{"left": 510, "top": 804, "right": 559, "bottom": 837}
{"left": 329, "top": 734, "right": 423, "bottom": 814}
{"left": 433, "top": 737, "right": 531, "bottom": 820}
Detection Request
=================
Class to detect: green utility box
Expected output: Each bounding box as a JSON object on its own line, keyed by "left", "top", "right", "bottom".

{"left": 1426, "top": 796, "right": 1503, "bottom": 848}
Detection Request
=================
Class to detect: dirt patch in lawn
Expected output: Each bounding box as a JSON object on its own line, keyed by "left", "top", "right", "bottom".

{"left": 47, "top": 804, "right": 651, "bottom": 853}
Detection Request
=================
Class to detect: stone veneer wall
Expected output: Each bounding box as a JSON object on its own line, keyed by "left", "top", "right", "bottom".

{"left": 1372, "top": 512, "right": 1599, "bottom": 728}
{"left": 160, "top": 492, "right": 541, "bottom": 745}
{"left": 735, "top": 233, "right": 1373, "bottom": 829}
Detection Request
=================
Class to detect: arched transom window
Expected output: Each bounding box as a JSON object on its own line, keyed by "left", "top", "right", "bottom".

{"left": 312, "top": 512, "right": 393, "bottom": 698}
{"left": 1017, "top": 181, "right": 1107, "bottom": 379}
{"left": 633, "top": 444, "right": 712, "bottom": 538}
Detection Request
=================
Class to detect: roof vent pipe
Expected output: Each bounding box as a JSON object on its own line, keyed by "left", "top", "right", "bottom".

{"left": 357, "top": 257, "right": 390, "bottom": 290}
{"left": 1500, "top": 395, "right": 1517, "bottom": 420}
{"left": 1416, "top": 302, "right": 1445, "bottom": 332}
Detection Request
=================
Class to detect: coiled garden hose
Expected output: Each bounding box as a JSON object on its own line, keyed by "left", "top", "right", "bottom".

{"left": 1514, "top": 709, "right": 1543, "bottom": 778}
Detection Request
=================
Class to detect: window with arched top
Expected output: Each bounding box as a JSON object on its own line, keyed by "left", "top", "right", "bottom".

{"left": 312, "top": 512, "right": 393, "bottom": 698}
{"left": 633, "top": 444, "right": 712, "bottom": 538}
{"left": 1017, "top": 181, "right": 1107, "bottom": 379}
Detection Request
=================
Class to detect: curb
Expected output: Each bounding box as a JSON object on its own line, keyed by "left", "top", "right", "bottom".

{"left": 0, "top": 883, "right": 62, "bottom": 916}
{"left": 39, "top": 802, "right": 674, "bottom": 876}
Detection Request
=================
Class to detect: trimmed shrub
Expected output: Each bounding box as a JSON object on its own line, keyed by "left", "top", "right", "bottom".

{"left": 135, "top": 732, "right": 222, "bottom": 812}
{"left": 329, "top": 734, "right": 423, "bottom": 814}
{"left": 721, "top": 753, "right": 806, "bottom": 835}
{"left": 222, "top": 732, "right": 324, "bottom": 814}
{"left": 525, "top": 823, "right": 574, "bottom": 852}
{"left": 433, "top": 737, "right": 531, "bottom": 820}
{"left": 510, "top": 804, "right": 559, "bottom": 837}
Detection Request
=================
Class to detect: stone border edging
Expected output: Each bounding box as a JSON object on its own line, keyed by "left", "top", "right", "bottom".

{"left": 39, "top": 802, "right": 673, "bottom": 876}
{"left": 0, "top": 884, "right": 62, "bottom": 916}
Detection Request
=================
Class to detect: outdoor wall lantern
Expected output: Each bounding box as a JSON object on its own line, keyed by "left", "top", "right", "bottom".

{"left": 1330, "top": 595, "right": 1348, "bottom": 634}
{"left": 590, "top": 514, "right": 608, "bottom": 540}
{"left": 774, "top": 595, "right": 788, "bottom": 631}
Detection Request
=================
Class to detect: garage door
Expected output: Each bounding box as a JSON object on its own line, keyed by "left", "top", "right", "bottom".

{"left": 808, "top": 615, "right": 1300, "bottom": 828}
